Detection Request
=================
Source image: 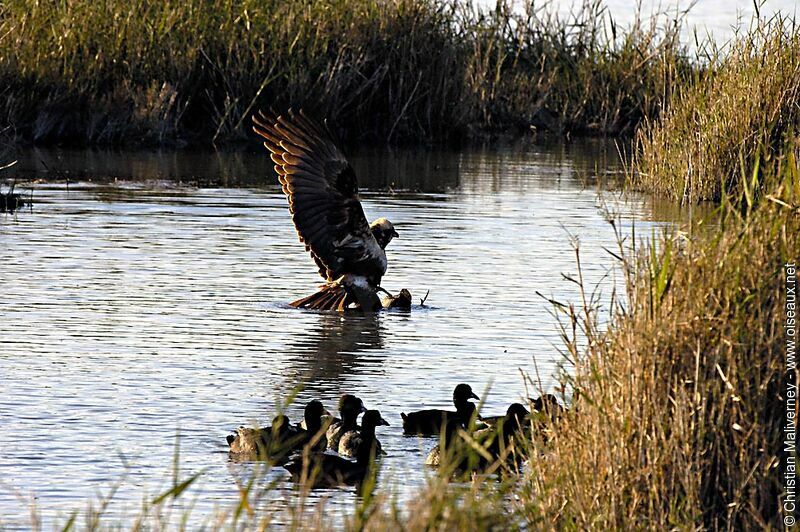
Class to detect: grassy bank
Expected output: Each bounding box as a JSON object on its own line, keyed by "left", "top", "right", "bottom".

{"left": 0, "top": 0, "right": 690, "bottom": 147}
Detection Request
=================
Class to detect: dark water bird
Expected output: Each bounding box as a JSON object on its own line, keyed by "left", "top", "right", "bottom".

{"left": 326, "top": 394, "right": 366, "bottom": 451}
{"left": 479, "top": 393, "right": 563, "bottom": 426}
{"left": 532, "top": 393, "right": 565, "bottom": 421}
{"left": 381, "top": 288, "right": 413, "bottom": 310}
{"left": 283, "top": 410, "right": 390, "bottom": 488}
{"left": 226, "top": 400, "right": 329, "bottom": 461}
{"left": 428, "top": 403, "right": 531, "bottom": 473}
{"left": 1, "top": 191, "right": 25, "bottom": 213}
{"left": 424, "top": 419, "right": 466, "bottom": 467}
{"left": 294, "top": 399, "right": 331, "bottom": 452}
{"left": 401, "top": 383, "right": 480, "bottom": 436}
{"left": 252, "top": 109, "right": 399, "bottom": 312}
{"left": 478, "top": 404, "right": 529, "bottom": 427}
{"left": 484, "top": 402, "right": 531, "bottom": 466}
{"left": 425, "top": 412, "right": 519, "bottom": 472}
{"left": 338, "top": 409, "right": 389, "bottom": 457}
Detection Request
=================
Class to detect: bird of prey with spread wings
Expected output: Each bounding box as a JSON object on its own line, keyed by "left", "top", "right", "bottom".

{"left": 252, "top": 109, "right": 399, "bottom": 312}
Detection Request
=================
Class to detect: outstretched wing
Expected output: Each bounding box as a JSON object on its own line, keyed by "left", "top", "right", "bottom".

{"left": 252, "top": 109, "right": 381, "bottom": 281}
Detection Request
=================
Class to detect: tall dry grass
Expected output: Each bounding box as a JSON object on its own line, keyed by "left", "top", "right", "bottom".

{"left": 0, "top": 0, "right": 690, "bottom": 146}
{"left": 634, "top": 14, "right": 800, "bottom": 203}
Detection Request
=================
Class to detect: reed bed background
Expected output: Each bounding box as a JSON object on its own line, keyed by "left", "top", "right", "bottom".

{"left": 0, "top": 0, "right": 690, "bottom": 146}
{"left": 634, "top": 14, "right": 800, "bottom": 203}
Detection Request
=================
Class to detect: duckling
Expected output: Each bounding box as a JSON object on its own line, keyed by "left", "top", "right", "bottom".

{"left": 424, "top": 419, "right": 461, "bottom": 467}
{"left": 382, "top": 288, "right": 412, "bottom": 310}
{"left": 338, "top": 409, "right": 389, "bottom": 457}
{"left": 425, "top": 419, "right": 492, "bottom": 472}
{"left": 326, "top": 394, "right": 366, "bottom": 450}
{"left": 401, "top": 383, "right": 480, "bottom": 436}
{"left": 298, "top": 401, "right": 336, "bottom": 431}
{"left": 479, "top": 393, "right": 564, "bottom": 427}
{"left": 283, "top": 410, "right": 390, "bottom": 489}
{"left": 427, "top": 403, "right": 531, "bottom": 474}
{"left": 532, "top": 393, "right": 564, "bottom": 421}
{"left": 226, "top": 400, "right": 329, "bottom": 461}
{"left": 476, "top": 403, "right": 530, "bottom": 430}
{"left": 227, "top": 414, "right": 299, "bottom": 462}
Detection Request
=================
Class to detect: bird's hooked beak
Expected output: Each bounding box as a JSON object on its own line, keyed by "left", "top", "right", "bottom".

{"left": 469, "top": 391, "right": 480, "bottom": 401}
{"left": 379, "top": 416, "right": 390, "bottom": 426}
{"left": 360, "top": 405, "right": 368, "bottom": 414}
{"left": 390, "top": 228, "right": 399, "bottom": 238}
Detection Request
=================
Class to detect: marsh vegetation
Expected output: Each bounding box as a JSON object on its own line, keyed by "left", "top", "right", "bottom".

{"left": 0, "top": 0, "right": 689, "bottom": 146}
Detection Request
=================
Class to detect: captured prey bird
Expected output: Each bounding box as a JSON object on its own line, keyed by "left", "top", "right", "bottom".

{"left": 252, "top": 109, "right": 400, "bottom": 312}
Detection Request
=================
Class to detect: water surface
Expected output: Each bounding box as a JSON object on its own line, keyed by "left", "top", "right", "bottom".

{"left": 1, "top": 143, "right": 680, "bottom": 528}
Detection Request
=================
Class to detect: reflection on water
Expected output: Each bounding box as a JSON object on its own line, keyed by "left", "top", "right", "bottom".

{"left": 2, "top": 142, "right": 682, "bottom": 528}
{"left": 282, "top": 312, "right": 388, "bottom": 389}
{"left": 9, "top": 138, "right": 623, "bottom": 192}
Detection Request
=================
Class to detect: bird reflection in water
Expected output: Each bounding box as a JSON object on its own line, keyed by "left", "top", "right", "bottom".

{"left": 282, "top": 312, "right": 388, "bottom": 391}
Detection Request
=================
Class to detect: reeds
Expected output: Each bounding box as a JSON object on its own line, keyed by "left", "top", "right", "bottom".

{"left": 634, "top": 14, "right": 800, "bottom": 203}
{"left": 0, "top": 0, "right": 690, "bottom": 146}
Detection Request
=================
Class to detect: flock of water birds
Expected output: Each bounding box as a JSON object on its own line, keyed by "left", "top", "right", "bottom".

{"left": 225, "top": 383, "right": 565, "bottom": 489}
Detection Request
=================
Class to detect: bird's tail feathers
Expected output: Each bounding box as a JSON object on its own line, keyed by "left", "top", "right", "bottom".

{"left": 290, "top": 283, "right": 351, "bottom": 311}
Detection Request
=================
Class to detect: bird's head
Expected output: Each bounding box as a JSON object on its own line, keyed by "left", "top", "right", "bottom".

{"left": 453, "top": 383, "right": 480, "bottom": 405}
{"left": 339, "top": 394, "right": 366, "bottom": 418}
{"left": 370, "top": 218, "right": 399, "bottom": 249}
{"left": 361, "top": 409, "right": 390, "bottom": 430}
{"left": 503, "top": 403, "right": 530, "bottom": 435}
{"left": 271, "top": 414, "right": 291, "bottom": 434}
{"left": 303, "top": 400, "right": 329, "bottom": 427}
